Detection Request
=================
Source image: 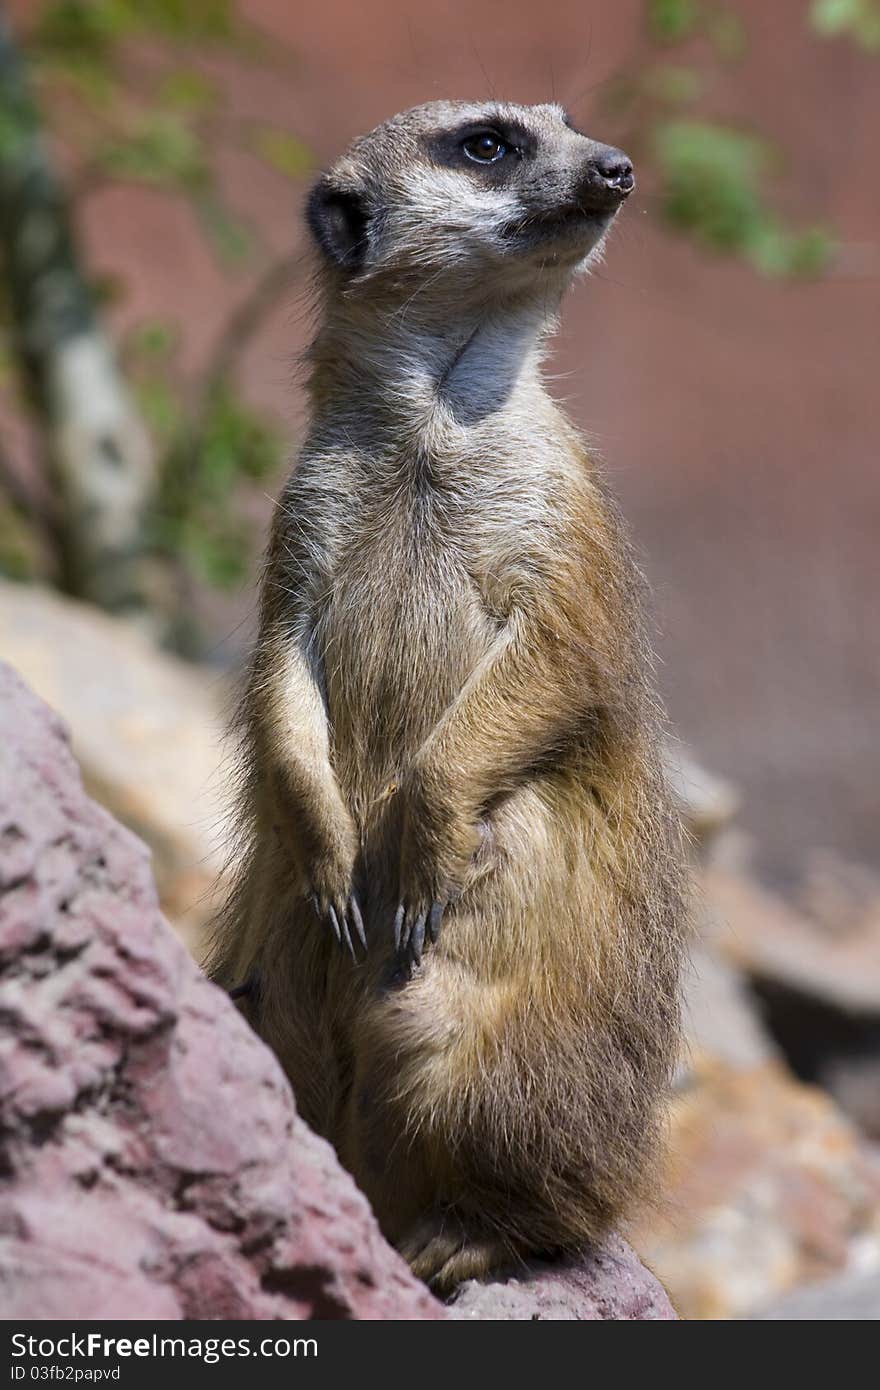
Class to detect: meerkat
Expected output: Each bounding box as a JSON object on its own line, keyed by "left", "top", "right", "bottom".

{"left": 209, "top": 100, "right": 687, "bottom": 1294}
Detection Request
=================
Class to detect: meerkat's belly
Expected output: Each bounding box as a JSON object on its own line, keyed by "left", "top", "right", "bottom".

{"left": 319, "top": 514, "right": 496, "bottom": 806}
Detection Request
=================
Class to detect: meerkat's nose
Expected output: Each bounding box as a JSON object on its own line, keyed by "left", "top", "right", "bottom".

{"left": 594, "top": 147, "right": 634, "bottom": 192}
{"left": 579, "top": 144, "right": 635, "bottom": 209}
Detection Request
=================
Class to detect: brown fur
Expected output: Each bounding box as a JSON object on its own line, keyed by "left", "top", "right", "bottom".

{"left": 208, "top": 101, "right": 687, "bottom": 1293}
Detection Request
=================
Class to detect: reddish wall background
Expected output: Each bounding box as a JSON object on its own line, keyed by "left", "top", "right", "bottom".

{"left": 8, "top": 0, "right": 880, "bottom": 888}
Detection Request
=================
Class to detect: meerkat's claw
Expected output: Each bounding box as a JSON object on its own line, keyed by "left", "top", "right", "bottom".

{"left": 393, "top": 904, "right": 406, "bottom": 952}
{"left": 409, "top": 910, "right": 427, "bottom": 965}
{"left": 310, "top": 892, "right": 365, "bottom": 958}
{"left": 395, "top": 903, "right": 421, "bottom": 957}
{"left": 338, "top": 908, "right": 355, "bottom": 958}
{"left": 326, "top": 902, "right": 342, "bottom": 945}
{"left": 400, "top": 906, "right": 413, "bottom": 953}
{"left": 428, "top": 900, "right": 444, "bottom": 944}
{"left": 349, "top": 894, "right": 367, "bottom": 950}
{"left": 394, "top": 901, "right": 443, "bottom": 964}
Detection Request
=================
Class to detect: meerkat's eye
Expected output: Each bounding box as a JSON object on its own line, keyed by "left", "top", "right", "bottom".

{"left": 462, "top": 131, "right": 508, "bottom": 164}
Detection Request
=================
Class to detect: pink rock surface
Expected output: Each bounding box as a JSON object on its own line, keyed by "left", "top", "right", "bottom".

{"left": 0, "top": 661, "right": 442, "bottom": 1320}
{"left": 451, "top": 1237, "right": 677, "bottom": 1320}
{"left": 0, "top": 660, "right": 675, "bottom": 1321}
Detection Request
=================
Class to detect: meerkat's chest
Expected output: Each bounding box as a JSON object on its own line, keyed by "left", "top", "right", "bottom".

{"left": 316, "top": 486, "right": 500, "bottom": 770}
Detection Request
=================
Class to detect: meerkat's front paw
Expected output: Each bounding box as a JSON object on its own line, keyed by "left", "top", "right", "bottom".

{"left": 394, "top": 836, "right": 470, "bottom": 965}
{"left": 393, "top": 785, "right": 482, "bottom": 964}
{"left": 310, "top": 884, "right": 365, "bottom": 958}
{"left": 305, "top": 828, "right": 365, "bottom": 958}
{"left": 393, "top": 896, "right": 447, "bottom": 965}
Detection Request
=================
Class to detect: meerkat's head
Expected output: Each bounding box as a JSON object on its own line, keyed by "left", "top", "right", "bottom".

{"left": 306, "top": 100, "right": 633, "bottom": 299}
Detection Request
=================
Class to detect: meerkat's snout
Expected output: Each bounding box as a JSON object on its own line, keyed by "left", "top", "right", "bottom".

{"left": 578, "top": 144, "right": 635, "bottom": 212}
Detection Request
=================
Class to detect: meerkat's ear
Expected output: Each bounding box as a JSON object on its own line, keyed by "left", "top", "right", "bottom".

{"left": 306, "top": 177, "right": 369, "bottom": 271}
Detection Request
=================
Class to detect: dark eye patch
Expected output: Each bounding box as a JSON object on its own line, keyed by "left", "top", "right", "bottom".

{"left": 424, "top": 117, "right": 536, "bottom": 171}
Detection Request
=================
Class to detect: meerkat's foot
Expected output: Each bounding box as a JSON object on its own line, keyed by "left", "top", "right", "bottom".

{"left": 393, "top": 900, "right": 445, "bottom": 965}
{"left": 393, "top": 820, "right": 497, "bottom": 965}
{"left": 309, "top": 890, "right": 366, "bottom": 959}
{"left": 398, "top": 1214, "right": 515, "bottom": 1295}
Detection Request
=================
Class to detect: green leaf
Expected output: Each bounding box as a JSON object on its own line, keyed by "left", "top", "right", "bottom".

{"left": 811, "top": 0, "right": 880, "bottom": 47}
{"left": 750, "top": 225, "right": 835, "bottom": 277}
{"left": 811, "top": 0, "right": 862, "bottom": 33}
{"left": 127, "top": 319, "right": 178, "bottom": 362}
{"left": 654, "top": 119, "right": 770, "bottom": 249}
{"left": 647, "top": 64, "right": 704, "bottom": 103}
{"left": 31, "top": 51, "right": 118, "bottom": 112}
{"left": 194, "top": 195, "right": 255, "bottom": 265}
{"left": 149, "top": 384, "right": 283, "bottom": 591}
{"left": 33, "top": 0, "right": 134, "bottom": 61}
{"left": 0, "top": 338, "right": 15, "bottom": 385}
{"left": 648, "top": 0, "right": 702, "bottom": 43}
{"left": 159, "top": 69, "right": 220, "bottom": 115}
{"left": 0, "top": 501, "right": 41, "bottom": 581}
{"left": 185, "top": 518, "right": 250, "bottom": 587}
{"left": 98, "top": 113, "right": 207, "bottom": 188}
{"left": 250, "top": 126, "right": 313, "bottom": 180}
{"left": 198, "top": 386, "right": 282, "bottom": 486}
{"left": 652, "top": 119, "right": 833, "bottom": 276}
{"left": 132, "top": 0, "right": 235, "bottom": 40}
{"left": 89, "top": 272, "right": 127, "bottom": 311}
{"left": 705, "top": 9, "right": 748, "bottom": 60}
{"left": 0, "top": 110, "right": 31, "bottom": 165}
{"left": 135, "top": 379, "right": 183, "bottom": 440}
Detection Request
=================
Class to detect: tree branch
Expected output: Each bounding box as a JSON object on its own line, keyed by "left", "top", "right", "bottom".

{"left": 0, "top": 13, "right": 156, "bottom": 611}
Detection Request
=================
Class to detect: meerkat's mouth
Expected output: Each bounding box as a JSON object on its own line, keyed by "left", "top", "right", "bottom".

{"left": 505, "top": 204, "right": 618, "bottom": 253}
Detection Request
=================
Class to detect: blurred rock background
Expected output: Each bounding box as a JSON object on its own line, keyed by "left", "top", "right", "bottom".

{"left": 1, "top": 0, "right": 878, "bottom": 1319}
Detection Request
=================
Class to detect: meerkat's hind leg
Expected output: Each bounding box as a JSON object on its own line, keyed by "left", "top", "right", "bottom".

{"left": 398, "top": 1213, "right": 521, "bottom": 1296}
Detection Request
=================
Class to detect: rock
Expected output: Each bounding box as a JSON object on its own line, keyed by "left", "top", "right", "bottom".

{"left": 665, "top": 744, "right": 739, "bottom": 850}
{"left": 633, "top": 826, "right": 880, "bottom": 1317}
{"left": 450, "top": 1236, "right": 676, "bottom": 1320}
{"left": 703, "top": 863, "right": 880, "bottom": 1139}
{"left": 796, "top": 849, "right": 880, "bottom": 941}
{"left": 0, "top": 661, "right": 442, "bottom": 1320}
{"left": 0, "top": 580, "right": 228, "bottom": 954}
{"left": 0, "top": 661, "right": 675, "bottom": 1321}
{"left": 684, "top": 942, "right": 777, "bottom": 1071}
{"left": 819, "top": 1053, "right": 880, "bottom": 1141}
{"left": 756, "top": 1264, "right": 880, "bottom": 1319}
{"left": 630, "top": 1057, "right": 880, "bottom": 1320}
{"left": 705, "top": 865, "right": 880, "bottom": 1015}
